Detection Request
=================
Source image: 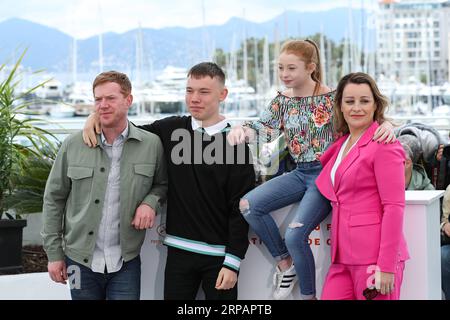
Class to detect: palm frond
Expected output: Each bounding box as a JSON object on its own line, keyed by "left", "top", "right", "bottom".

{"left": 5, "top": 153, "right": 53, "bottom": 215}
{"left": 0, "top": 49, "right": 58, "bottom": 216}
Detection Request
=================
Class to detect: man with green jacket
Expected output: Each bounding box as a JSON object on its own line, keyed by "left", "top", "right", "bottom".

{"left": 398, "top": 134, "right": 435, "bottom": 190}
{"left": 42, "top": 71, "right": 167, "bottom": 300}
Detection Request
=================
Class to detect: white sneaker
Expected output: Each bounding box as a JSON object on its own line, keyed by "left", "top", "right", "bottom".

{"left": 273, "top": 264, "right": 297, "bottom": 300}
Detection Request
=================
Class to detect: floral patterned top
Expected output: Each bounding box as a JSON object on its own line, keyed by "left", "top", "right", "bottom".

{"left": 244, "top": 91, "right": 336, "bottom": 163}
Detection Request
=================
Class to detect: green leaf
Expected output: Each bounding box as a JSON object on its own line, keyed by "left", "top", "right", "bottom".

{"left": 0, "top": 49, "right": 58, "bottom": 217}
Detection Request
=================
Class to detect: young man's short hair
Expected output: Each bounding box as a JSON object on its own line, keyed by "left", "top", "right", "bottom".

{"left": 187, "top": 62, "right": 225, "bottom": 85}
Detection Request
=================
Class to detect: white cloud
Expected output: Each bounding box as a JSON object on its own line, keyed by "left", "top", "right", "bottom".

{"left": 0, "top": 0, "right": 377, "bottom": 39}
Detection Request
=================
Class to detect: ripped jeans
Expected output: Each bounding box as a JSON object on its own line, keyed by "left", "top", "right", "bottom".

{"left": 241, "top": 161, "right": 331, "bottom": 298}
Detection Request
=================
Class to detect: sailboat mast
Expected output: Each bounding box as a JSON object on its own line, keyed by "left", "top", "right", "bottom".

{"left": 272, "top": 24, "right": 280, "bottom": 88}
{"left": 72, "top": 37, "right": 77, "bottom": 84}
{"left": 342, "top": 31, "right": 350, "bottom": 77}
{"left": 327, "top": 38, "right": 334, "bottom": 86}
{"left": 320, "top": 26, "right": 327, "bottom": 85}
{"left": 254, "top": 38, "right": 259, "bottom": 92}
{"left": 136, "top": 26, "right": 143, "bottom": 87}
{"left": 70, "top": 9, "right": 77, "bottom": 85}
{"left": 361, "top": 0, "right": 365, "bottom": 73}
{"left": 98, "top": 1, "right": 104, "bottom": 73}
{"left": 201, "top": 0, "right": 208, "bottom": 61}
{"left": 262, "top": 36, "right": 270, "bottom": 92}
{"left": 242, "top": 9, "right": 248, "bottom": 85}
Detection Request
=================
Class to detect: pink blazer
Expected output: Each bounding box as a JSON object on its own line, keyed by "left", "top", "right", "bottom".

{"left": 316, "top": 122, "right": 409, "bottom": 273}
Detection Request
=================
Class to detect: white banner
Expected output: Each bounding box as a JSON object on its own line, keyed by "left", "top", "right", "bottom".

{"left": 140, "top": 203, "right": 332, "bottom": 300}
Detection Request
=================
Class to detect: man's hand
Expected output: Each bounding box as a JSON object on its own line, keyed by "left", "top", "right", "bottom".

{"left": 375, "top": 270, "right": 395, "bottom": 296}
{"left": 443, "top": 222, "right": 450, "bottom": 237}
{"left": 373, "top": 121, "right": 396, "bottom": 143}
{"left": 215, "top": 267, "right": 237, "bottom": 290}
{"left": 436, "top": 144, "right": 444, "bottom": 162}
{"left": 131, "top": 204, "right": 156, "bottom": 230}
{"left": 82, "top": 112, "right": 101, "bottom": 148}
{"left": 48, "top": 260, "right": 68, "bottom": 284}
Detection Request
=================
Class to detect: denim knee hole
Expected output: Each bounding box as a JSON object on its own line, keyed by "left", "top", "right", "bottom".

{"left": 239, "top": 199, "right": 250, "bottom": 215}
{"left": 288, "top": 222, "right": 304, "bottom": 228}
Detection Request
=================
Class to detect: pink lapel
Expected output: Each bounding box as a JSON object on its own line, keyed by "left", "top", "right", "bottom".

{"left": 317, "top": 137, "right": 347, "bottom": 202}
{"left": 333, "top": 121, "right": 379, "bottom": 192}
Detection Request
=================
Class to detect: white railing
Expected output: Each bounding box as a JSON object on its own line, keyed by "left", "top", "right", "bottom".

{"left": 35, "top": 115, "right": 450, "bottom": 136}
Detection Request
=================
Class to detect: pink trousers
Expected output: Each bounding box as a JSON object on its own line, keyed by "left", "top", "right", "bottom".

{"left": 321, "top": 262, "right": 405, "bottom": 300}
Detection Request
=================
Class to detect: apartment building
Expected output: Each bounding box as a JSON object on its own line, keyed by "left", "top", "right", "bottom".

{"left": 377, "top": 0, "right": 450, "bottom": 84}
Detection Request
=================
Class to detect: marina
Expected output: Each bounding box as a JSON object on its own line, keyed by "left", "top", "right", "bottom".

{"left": 8, "top": 0, "right": 450, "bottom": 140}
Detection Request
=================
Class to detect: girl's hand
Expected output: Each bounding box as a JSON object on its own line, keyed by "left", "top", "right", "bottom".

{"left": 227, "top": 126, "right": 255, "bottom": 145}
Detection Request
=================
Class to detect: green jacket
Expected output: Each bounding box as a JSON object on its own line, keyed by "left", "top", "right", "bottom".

{"left": 42, "top": 123, "right": 168, "bottom": 267}
{"left": 407, "top": 164, "right": 435, "bottom": 191}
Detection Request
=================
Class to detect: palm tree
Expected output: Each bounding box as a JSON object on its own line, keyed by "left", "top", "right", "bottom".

{"left": 0, "top": 50, "right": 57, "bottom": 219}
{"left": 4, "top": 148, "right": 57, "bottom": 217}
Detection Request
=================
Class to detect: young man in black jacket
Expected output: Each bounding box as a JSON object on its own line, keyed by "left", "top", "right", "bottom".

{"left": 83, "top": 63, "right": 255, "bottom": 300}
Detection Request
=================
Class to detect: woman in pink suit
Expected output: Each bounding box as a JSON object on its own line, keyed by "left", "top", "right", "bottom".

{"left": 316, "top": 73, "right": 409, "bottom": 300}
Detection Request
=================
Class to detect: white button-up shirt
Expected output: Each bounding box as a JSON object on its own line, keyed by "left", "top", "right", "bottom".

{"left": 91, "top": 124, "right": 129, "bottom": 273}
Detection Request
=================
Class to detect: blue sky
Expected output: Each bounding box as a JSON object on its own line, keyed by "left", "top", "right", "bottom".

{"left": 0, "top": 0, "right": 375, "bottom": 39}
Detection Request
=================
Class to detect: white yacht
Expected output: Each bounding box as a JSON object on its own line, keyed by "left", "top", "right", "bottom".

{"left": 63, "top": 81, "right": 94, "bottom": 116}
{"left": 135, "top": 66, "right": 186, "bottom": 115}
{"left": 47, "top": 103, "right": 76, "bottom": 118}
{"left": 35, "top": 79, "right": 63, "bottom": 101}
{"left": 223, "top": 79, "right": 261, "bottom": 118}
